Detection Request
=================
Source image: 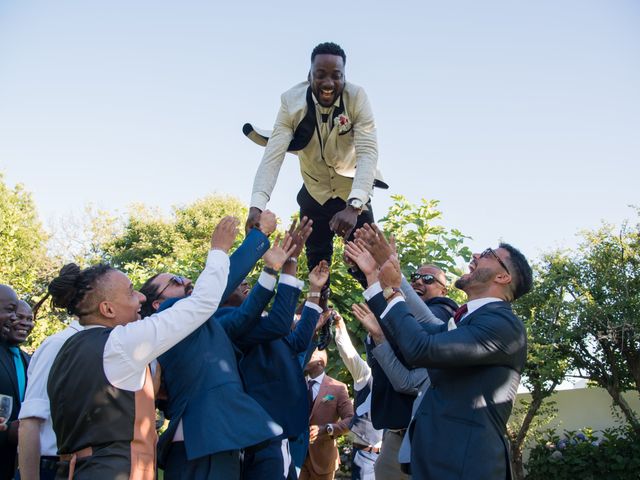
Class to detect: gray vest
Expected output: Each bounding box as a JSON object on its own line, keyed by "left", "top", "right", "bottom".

{"left": 349, "top": 382, "right": 383, "bottom": 446}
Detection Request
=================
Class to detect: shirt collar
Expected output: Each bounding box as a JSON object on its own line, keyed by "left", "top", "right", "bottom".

{"left": 307, "top": 371, "right": 325, "bottom": 385}
{"left": 466, "top": 297, "right": 502, "bottom": 317}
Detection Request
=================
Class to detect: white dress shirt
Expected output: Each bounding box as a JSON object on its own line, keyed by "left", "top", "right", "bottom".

{"left": 100, "top": 248, "right": 229, "bottom": 391}
{"left": 19, "top": 321, "right": 83, "bottom": 456}
{"left": 307, "top": 372, "right": 325, "bottom": 402}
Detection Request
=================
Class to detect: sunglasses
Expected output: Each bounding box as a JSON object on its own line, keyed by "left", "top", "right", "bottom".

{"left": 410, "top": 273, "right": 446, "bottom": 288}
{"left": 480, "top": 248, "right": 510, "bottom": 275}
{"left": 156, "top": 275, "right": 188, "bottom": 300}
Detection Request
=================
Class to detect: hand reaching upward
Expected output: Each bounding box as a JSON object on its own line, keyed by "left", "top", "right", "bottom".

{"left": 263, "top": 233, "right": 297, "bottom": 271}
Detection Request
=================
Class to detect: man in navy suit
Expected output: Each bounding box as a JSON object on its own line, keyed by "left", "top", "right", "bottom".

{"left": 354, "top": 228, "right": 533, "bottom": 480}
{"left": 238, "top": 257, "right": 329, "bottom": 480}
{"left": 139, "top": 211, "right": 300, "bottom": 479}
{"left": 0, "top": 286, "right": 33, "bottom": 480}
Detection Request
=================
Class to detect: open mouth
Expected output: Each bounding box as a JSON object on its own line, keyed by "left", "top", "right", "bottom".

{"left": 320, "top": 88, "right": 334, "bottom": 101}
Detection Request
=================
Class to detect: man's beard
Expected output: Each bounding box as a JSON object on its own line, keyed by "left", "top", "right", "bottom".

{"left": 455, "top": 267, "right": 494, "bottom": 291}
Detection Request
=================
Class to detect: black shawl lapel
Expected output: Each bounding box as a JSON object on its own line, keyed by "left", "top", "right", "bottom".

{"left": 287, "top": 87, "right": 317, "bottom": 152}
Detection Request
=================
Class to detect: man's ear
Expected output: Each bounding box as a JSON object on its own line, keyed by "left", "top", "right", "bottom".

{"left": 307, "top": 71, "right": 311, "bottom": 82}
{"left": 99, "top": 301, "right": 116, "bottom": 319}
{"left": 494, "top": 272, "right": 512, "bottom": 288}
{"left": 152, "top": 299, "right": 161, "bottom": 312}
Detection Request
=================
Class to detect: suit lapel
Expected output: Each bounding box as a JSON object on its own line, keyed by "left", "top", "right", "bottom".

{"left": 288, "top": 87, "right": 317, "bottom": 152}
{"left": 458, "top": 301, "right": 511, "bottom": 326}
{"left": 310, "top": 376, "right": 329, "bottom": 419}
{"left": 0, "top": 345, "right": 19, "bottom": 398}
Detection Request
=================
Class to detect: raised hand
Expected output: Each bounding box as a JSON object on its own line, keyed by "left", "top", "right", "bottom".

{"left": 258, "top": 210, "right": 277, "bottom": 236}
{"left": 379, "top": 256, "right": 402, "bottom": 289}
{"left": 263, "top": 233, "right": 297, "bottom": 271}
{"left": 352, "top": 303, "right": 385, "bottom": 343}
{"left": 344, "top": 241, "right": 378, "bottom": 277}
{"left": 354, "top": 224, "right": 394, "bottom": 266}
{"left": 211, "top": 216, "right": 240, "bottom": 253}
{"left": 245, "top": 206, "right": 262, "bottom": 234}
{"left": 288, "top": 216, "right": 313, "bottom": 260}
{"left": 309, "top": 260, "right": 330, "bottom": 292}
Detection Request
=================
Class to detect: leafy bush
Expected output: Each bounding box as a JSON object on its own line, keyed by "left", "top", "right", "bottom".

{"left": 526, "top": 426, "right": 640, "bottom": 479}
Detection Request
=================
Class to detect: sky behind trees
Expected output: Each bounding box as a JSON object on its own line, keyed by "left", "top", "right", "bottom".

{"left": 0, "top": 0, "right": 638, "bottom": 259}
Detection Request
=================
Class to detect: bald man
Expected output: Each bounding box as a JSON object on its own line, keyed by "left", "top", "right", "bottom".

{"left": 0, "top": 285, "right": 30, "bottom": 480}
{"left": 409, "top": 264, "right": 458, "bottom": 322}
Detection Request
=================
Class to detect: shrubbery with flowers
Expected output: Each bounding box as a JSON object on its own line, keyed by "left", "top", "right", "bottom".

{"left": 525, "top": 426, "right": 640, "bottom": 479}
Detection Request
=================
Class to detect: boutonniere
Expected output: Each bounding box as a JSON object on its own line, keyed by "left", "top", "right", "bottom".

{"left": 334, "top": 114, "right": 351, "bottom": 134}
{"left": 321, "top": 394, "right": 335, "bottom": 403}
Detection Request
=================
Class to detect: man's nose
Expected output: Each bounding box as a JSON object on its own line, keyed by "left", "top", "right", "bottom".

{"left": 137, "top": 291, "right": 147, "bottom": 303}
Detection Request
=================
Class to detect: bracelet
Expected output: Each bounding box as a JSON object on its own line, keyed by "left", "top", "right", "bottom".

{"left": 383, "top": 287, "right": 404, "bottom": 300}
{"left": 263, "top": 266, "right": 278, "bottom": 276}
{"left": 285, "top": 257, "right": 298, "bottom": 263}
{"left": 307, "top": 291, "right": 321, "bottom": 299}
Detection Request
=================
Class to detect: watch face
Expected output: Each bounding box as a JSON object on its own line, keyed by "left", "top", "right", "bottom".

{"left": 349, "top": 199, "right": 364, "bottom": 209}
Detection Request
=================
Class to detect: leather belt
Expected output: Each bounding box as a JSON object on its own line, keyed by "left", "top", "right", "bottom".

{"left": 60, "top": 446, "right": 93, "bottom": 480}
{"left": 353, "top": 443, "right": 381, "bottom": 454}
{"left": 388, "top": 428, "right": 407, "bottom": 436}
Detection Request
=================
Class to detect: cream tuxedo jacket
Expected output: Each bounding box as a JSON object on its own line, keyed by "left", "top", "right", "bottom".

{"left": 245, "top": 81, "right": 386, "bottom": 210}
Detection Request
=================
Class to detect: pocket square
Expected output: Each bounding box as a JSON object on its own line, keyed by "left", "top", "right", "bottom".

{"left": 447, "top": 318, "right": 457, "bottom": 331}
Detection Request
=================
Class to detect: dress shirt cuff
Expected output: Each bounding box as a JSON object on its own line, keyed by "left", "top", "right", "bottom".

{"left": 250, "top": 192, "right": 269, "bottom": 211}
{"left": 257, "top": 271, "right": 277, "bottom": 291}
{"left": 348, "top": 188, "right": 370, "bottom": 205}
{"left": 304, "top": 301, "right": 323, "bottom": 313}
{"left": 207, "top": 248, "right": 231, "bottom": 268}
{"left": 279, "top": 273, "right": 304, "bottom": 290}
{"left": 18, "top": 398, "right": 49, "bottom": 420}
{"left": 363, "top": 282, "right": 382, "bottom": 301}
{"left": 381, "top": 296, "right": 405, "bottom": 318}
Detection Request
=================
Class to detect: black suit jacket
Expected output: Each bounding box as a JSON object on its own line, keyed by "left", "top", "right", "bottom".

{"left": 370, "top": 295, "right": 526, "bottom": 480}
{"left": 0, "top": 342, "right": 29, "bottom": 480}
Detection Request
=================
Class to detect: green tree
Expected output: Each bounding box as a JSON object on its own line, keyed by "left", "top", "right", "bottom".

{"left": 0, "top": 173, "right": 63, "bottom": 349}
{"left": 507, "top": 253, "right": 574, "bottom": 480}
{"left": 559, "top": 213, "right": 640, "bottom": 433}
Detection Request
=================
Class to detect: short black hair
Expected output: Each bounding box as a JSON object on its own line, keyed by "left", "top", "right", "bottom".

{"left": 311, "top": 42, "right": 346, "bottom": 64}
{"left": 139, "top": 273, "right": 162, "bottom": 319}
{"left": 499, "top": 243, "right": 533, "bottom": 301}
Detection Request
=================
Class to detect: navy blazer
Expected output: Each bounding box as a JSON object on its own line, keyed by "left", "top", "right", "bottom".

{"left": 237, "top": 290, "right": 320, "bottom": 439}
{"left": 370, "top": 293, "right": 526, "bottom": 480}
{"left": 157, "top": 229, "right": 283, "bottom": 465}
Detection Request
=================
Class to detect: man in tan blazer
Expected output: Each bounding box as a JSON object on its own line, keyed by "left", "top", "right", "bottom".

{"left": 301, "top": 349, "right": 354, "bottom": 480}
{"left": 244, "top": 41, "right": 387, "bottom": 301}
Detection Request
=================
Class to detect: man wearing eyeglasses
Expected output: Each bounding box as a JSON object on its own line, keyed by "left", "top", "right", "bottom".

{"left": 354, "top": 232, "right": 533, "bottom": 480}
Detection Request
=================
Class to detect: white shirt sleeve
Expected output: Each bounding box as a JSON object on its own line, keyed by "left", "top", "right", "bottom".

{"left": 334, "top": 326, "right": 371, "bottom": 391}
{"left": 18, "top": 338, "right": 60, "bottom": 420}
{"left": 104, "top": 249, "right": 230, "bottom": 391}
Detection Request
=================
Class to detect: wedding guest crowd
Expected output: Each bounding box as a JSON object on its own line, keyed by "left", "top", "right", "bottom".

{"left": 0, "top": 40, "right": 533, "bottom": 480}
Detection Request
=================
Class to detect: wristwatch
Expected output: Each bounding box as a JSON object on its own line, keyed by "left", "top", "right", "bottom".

{"left": 348, "top": 198, "right": 364, "bottom": 214}
{"left": 383, "top": 287, "right": 403, "bottom": 300}
{"left": 326, "top": 423, "right": 335, "bottom": 437}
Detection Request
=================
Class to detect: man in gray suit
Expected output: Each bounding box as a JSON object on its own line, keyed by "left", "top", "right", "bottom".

{"left": 353, "top": 226, "right": 533, "bottom": 479}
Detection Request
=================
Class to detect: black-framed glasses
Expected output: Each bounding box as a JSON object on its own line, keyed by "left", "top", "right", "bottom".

{"left": 480, "top": 248, "right": 510, "bottom": 275}
{"left": 156, "top": 275, "right": 188, "bottom": 300}
{"left": 410, "top": 273, "right": 446, "bottom": 288}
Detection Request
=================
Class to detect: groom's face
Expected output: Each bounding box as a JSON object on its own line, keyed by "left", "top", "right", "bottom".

{"left": 310, "top": 54, "right": 345, "bottom": 108}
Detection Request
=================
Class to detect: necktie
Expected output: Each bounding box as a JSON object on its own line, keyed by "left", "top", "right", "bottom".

{"left": 453, "top": 304, "right": 468, "bottom": 324}
{"left": 9, "top": 346, "right": 26, "bottom": 402}
{"left": 307, "top": 379, "right": 316, "bottom": 414}
{"left": 319, "top": 110, "right": 332, "bottom": 148}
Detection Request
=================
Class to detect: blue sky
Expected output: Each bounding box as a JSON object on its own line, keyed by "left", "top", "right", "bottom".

{"left": 1, "top": 1, "right": 638, "bottom": 260}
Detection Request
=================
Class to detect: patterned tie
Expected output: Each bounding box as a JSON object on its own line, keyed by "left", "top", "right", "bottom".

{"left": 9, "top": 346, "right": 26, "bottom": 402}
{"left": 307, "top": 379, "right": 316, "bottom": 414}
{"left": 453, "top": 304, "right": 468, "bottom": 324}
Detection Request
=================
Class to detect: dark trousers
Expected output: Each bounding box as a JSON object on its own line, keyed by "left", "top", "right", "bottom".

{"left": 242, "top": 437, "right": 297, "bottom": 480}
{"left": 296, "top": 185, "right": 374, "bottom": 283}
{"left": 164, "top": 442, "right": 241, "bottom": 480}
{"left": 15, "top": 457, "right": 59, "bottom": 480}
